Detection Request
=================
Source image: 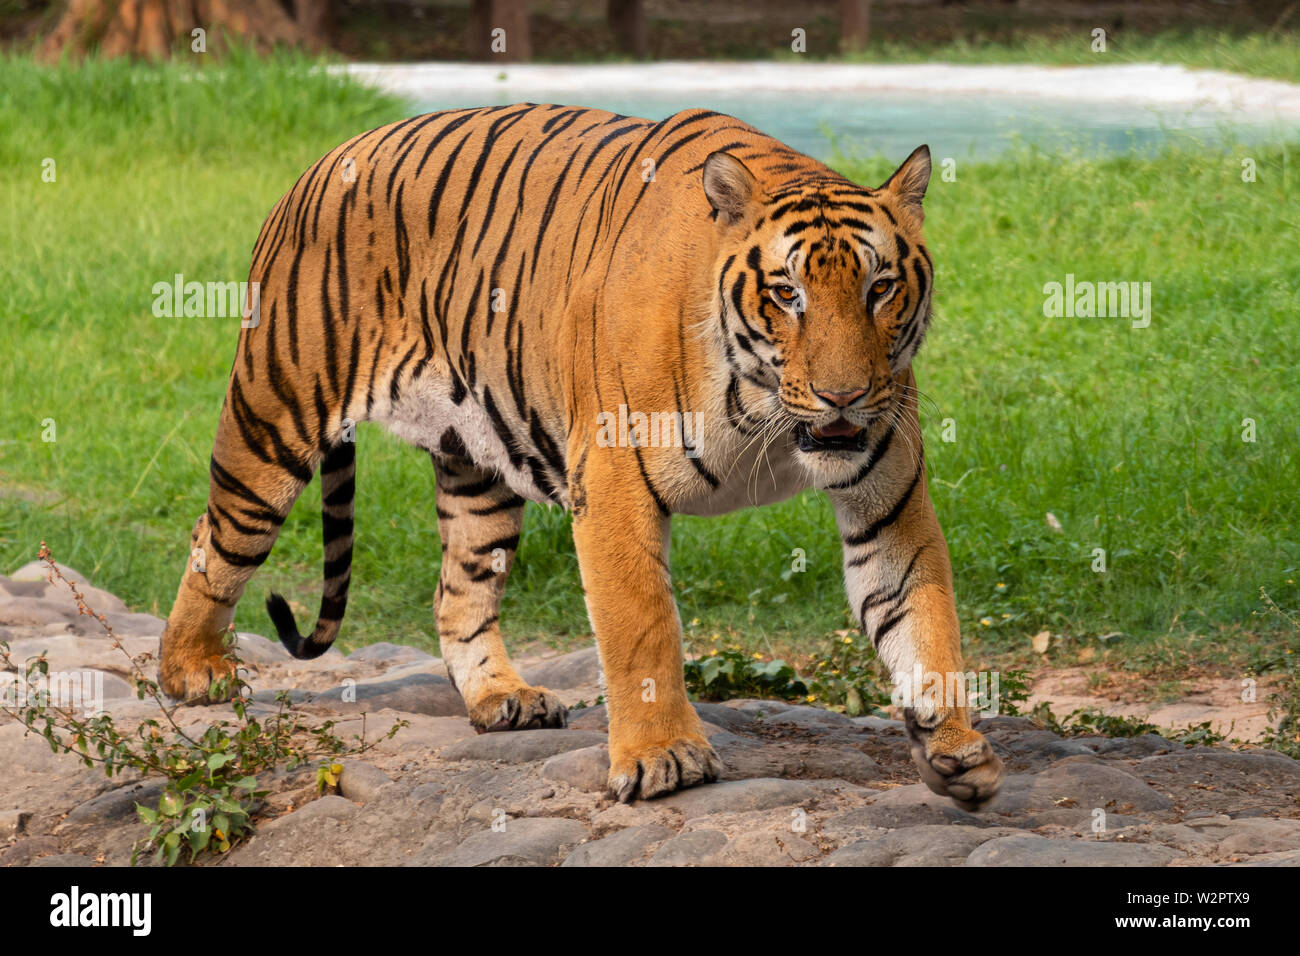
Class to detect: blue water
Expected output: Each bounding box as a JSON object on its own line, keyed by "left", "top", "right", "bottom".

{"left": 413, "top": 89, "right": 1294, "bottom": 161}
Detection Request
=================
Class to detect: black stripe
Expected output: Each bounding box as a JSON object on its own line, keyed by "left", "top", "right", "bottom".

{"left": 468, "top": 495, "right": 525, "bottom": 515}
{"left": 842, "top": 465, "right": 921, "bottom": 548}
{"left": 473, "top": 534, "right": 520, "bottom": 555}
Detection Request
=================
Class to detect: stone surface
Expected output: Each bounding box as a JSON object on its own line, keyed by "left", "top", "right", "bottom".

{"left": 561, "top": 824, "right": 674, "bottom": 867}
{"left": 2, "top": 573, "right": 1299, "bottom": 868}
{"left": 348, "top": 642, "right": 437, "bottom": 665}
{"left": 966, "top": 834, "right": 1184, "bottom": 866}
{"left": 338, "top": 761, "right": 394, "bottom": 804}
{"left": 824, "top": 825, "right": 1023, "bottom": 867}
{"left": 255, "top": 672, "right": 467, "bottom": 717}
{"left": 0, "top": 809, "right": 32, "bottom": 840}
{"left": 647, "top": 829, "right": 729, "bottom": 866}
{"left": 520, "top": 646, "right": 603, "bottom": 690}
{"left": 656, "top": 778, "right": 818, "bottom": 818}
{"left": 439, "top": 816, "right": 590, "bottom": 866}
{"left": 440, "top": 729, "right": 608, "bottom": 764}
{"left": 990, "top": 759, "right": 1174, "bottom": 813}
{"left": 541, "top": 745, "right": 610, "bottom": 791}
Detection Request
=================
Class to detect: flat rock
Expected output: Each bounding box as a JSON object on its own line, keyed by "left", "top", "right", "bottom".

{"left": 824, "top": 825, "right": 1023, "bottom": 867}
{"left": 967, "top": 834, "right": 1184, "bottom": 866}
{"left": 711, "top": 732, "right": 882, "bottom": 783}
{"left": 691, "top": 702, "right": 759, "bottom": 732}
{"left": 713, "top": 830, "right": 820, "bottom": 865}
{"left": 561, "top": 824, "right": 675, "bottom": 867}
{"left": 338, "top": 761, "right": 394, "bottom": 803}
{"left": 30, "top": 853, "right": 95, "bottom": 867}
{"left": 0, "top": 836, "right": 63, "bottom": 866}
{"left": 60, "top": 781, "right": 164, "bottom": 828}
{"left": 541, "top": 745, "right": 610, "bottom": 791}
{"left": 986, "top": 727, "right": 1096, "bottom": 760}
{"left": 232, "top": 632, "right": 292, "bottom": 665}
{"left": 1228, "top": 848, "right": 1300, "bottom": 866}
{"left": 1180, "top": 816, "right": 1300, "bottom": 855}
{"left": 1137, "top": 750, "right": 1300, "bottom": 781}
{"left": 647, "top": 829, "right": 729, "bottom": 866}
{"left": 373, "top": 715, "right": 477, "bottom": 755}
{"left": 655, "top": 777, "right": 818, "bottom": 818}
{"left": 824, "top": 799, "right": 991, "bottom": 834}
{"left": 10, "top": 561, "right": 91, "bottom": 583}
{"left": 756, "top": 704, "right": 858, "bottom": 730}
{"left": 255, "top": 672, "right": 466, "bottom": 717}
{"left": 347, "top": 642, "right": 437, "bottom": 666}
{"left": 0, "top": 597, "right": 78, "bottom": 628}
{"left": 852, "top": 716, "right": 905, "bottom": 731}
{"left": 720, "top": 699, "right": 791, "bottom": 716}
{"left": 520, "top": 647, "right": 602, "bottom": 690}
{"left": 567, "top": 705, "right": 607, "bottom": 730}
{"left": 441, "top": 816, "right": 589, "bottom": 866}
{"left": 439, "top": 729, "right": 608, "bottom": 764}
{"left": 1093, "top": 734, "right": 1177, "bottom": 756}
{"left": 991, "top": 759, "right": 1173, "bottom": 813}
{"left": 1, "top": 634, "right": 160, "bottom": 680}
{"left": 260, "top": 795, "right": 360, "bottom": 830}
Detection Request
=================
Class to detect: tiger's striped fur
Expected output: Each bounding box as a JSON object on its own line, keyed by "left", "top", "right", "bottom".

{"left": 159, "top": 104, "right": 1003, "bottom": 807}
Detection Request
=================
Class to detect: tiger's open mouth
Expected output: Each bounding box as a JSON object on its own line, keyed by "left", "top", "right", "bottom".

{"left": 794, "top": 419, "right": 868, "bottom": 453}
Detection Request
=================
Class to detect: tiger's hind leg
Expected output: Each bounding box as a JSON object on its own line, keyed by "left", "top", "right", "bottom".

{"left": 432, "top": 452, "right": 567, "bottom": 732}
{"left": 158, "top": 400, "right": 317, "bottom": 703}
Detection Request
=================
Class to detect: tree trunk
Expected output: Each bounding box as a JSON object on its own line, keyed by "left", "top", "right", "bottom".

{"left": 467, "top": 0, "right": 531, "bottom": 62}
{"left": 607, "top": 0, "right": 647, "bottom": 59}
{"left": 839, "top": 0, "right": 871, "bottom": 53}
{"left": 294, "top": 0, "right": 331, "bottom": 52}
{"left": 40, "top": 0, "right": 323, "bottom": 61}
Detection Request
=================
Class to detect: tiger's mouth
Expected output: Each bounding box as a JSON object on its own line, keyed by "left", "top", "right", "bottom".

{"left": 794, "top": 419, "right": 868, "bottom": 453}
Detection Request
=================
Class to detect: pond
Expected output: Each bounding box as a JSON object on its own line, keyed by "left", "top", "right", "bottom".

{"left": 406, "top": 86, "right": 1293, "bottom": 162}
{"left": 350, "top": 62, "right": 1300, "bottom": 163}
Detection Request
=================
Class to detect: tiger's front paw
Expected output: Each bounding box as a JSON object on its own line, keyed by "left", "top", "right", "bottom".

{"left": 158, "top": 631, "right": 239, "bottom": 706}
{"left": 905, "top": 708, "right": 1004, "bottom": 811}
{"left": 469, "top": 684, "right": 568, "bottom": 733}
{"left": 607, "top": 732, "right": 724, "bottom": 803}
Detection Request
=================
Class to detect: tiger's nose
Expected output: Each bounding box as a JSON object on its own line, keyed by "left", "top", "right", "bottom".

{"left": 812, "top": 386, "right": 869, "bottom": 408}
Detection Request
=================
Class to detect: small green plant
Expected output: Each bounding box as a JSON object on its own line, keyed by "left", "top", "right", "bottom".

{"left": 1251, "top": 588, "right": 1300, "bottom": 758}
{"left": 803, "top": 632, "right": 891, "bottom": 716}
{"left": 1168, "top": 721, "right": 1228, "bottom": 748}
{"left": 0, "top": 544, "right": 407, "bottom": 865}
{"left": 1026, "top": 701, "right": 1227, "bottom": 746}
{"left": 685, "top": 649, "right": 808, "bottom": 702}
{"left": 1065, "top": 708, "right": 1162, "bottom": 738}
{"left": 995, "top": 668, "right": 1034, "bottom": 716}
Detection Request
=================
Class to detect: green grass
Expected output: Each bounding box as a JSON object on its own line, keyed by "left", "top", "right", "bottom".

{"left": 2, "top": 53, "right": 1297, "bottom": 674}
{"left": 843, "top": 30, "right": 1300, "bottom": 86}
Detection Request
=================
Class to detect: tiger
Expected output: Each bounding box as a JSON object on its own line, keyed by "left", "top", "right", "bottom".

{"left": 158, "top": 103, "right": 1005, "bottom": 809}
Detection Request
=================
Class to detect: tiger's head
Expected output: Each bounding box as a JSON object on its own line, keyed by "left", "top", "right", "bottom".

{"left": 703, "top": 146, "right": 933, "bottom": 481}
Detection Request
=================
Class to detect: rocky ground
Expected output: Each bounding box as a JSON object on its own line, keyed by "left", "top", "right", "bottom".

{"left": 2, "top": 563, "right": 1299, "bottom": 867}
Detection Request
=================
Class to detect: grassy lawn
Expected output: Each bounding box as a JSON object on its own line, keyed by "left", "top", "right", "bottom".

{"left": 846, "top": 30, "right": 1300, "bottom": 86}
{"left": 2, "top": 53, "right": 1296, "bottom": 686}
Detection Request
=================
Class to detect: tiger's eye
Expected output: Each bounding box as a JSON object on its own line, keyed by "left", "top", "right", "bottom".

{"left": 871, "top": 279, "right": 891, "bottom": 295}
{"left": 774, "top": 286, "right": 798, "bottom": 303}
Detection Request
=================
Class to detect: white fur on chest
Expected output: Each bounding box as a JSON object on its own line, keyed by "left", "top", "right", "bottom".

{"left": 676, "top": 435, "right": 808, "bottom": 517}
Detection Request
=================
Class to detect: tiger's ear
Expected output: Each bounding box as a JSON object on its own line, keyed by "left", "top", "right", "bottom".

{"left": 702, "top": 152, "right": 762, "bottom": 226}
{"left": 880, "top": 145, "right": 931, "bottom": 219}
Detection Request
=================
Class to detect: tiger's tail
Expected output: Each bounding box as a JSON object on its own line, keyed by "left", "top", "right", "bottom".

{"left": 266, "top": 441, "right": 356, "bottom": 660}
